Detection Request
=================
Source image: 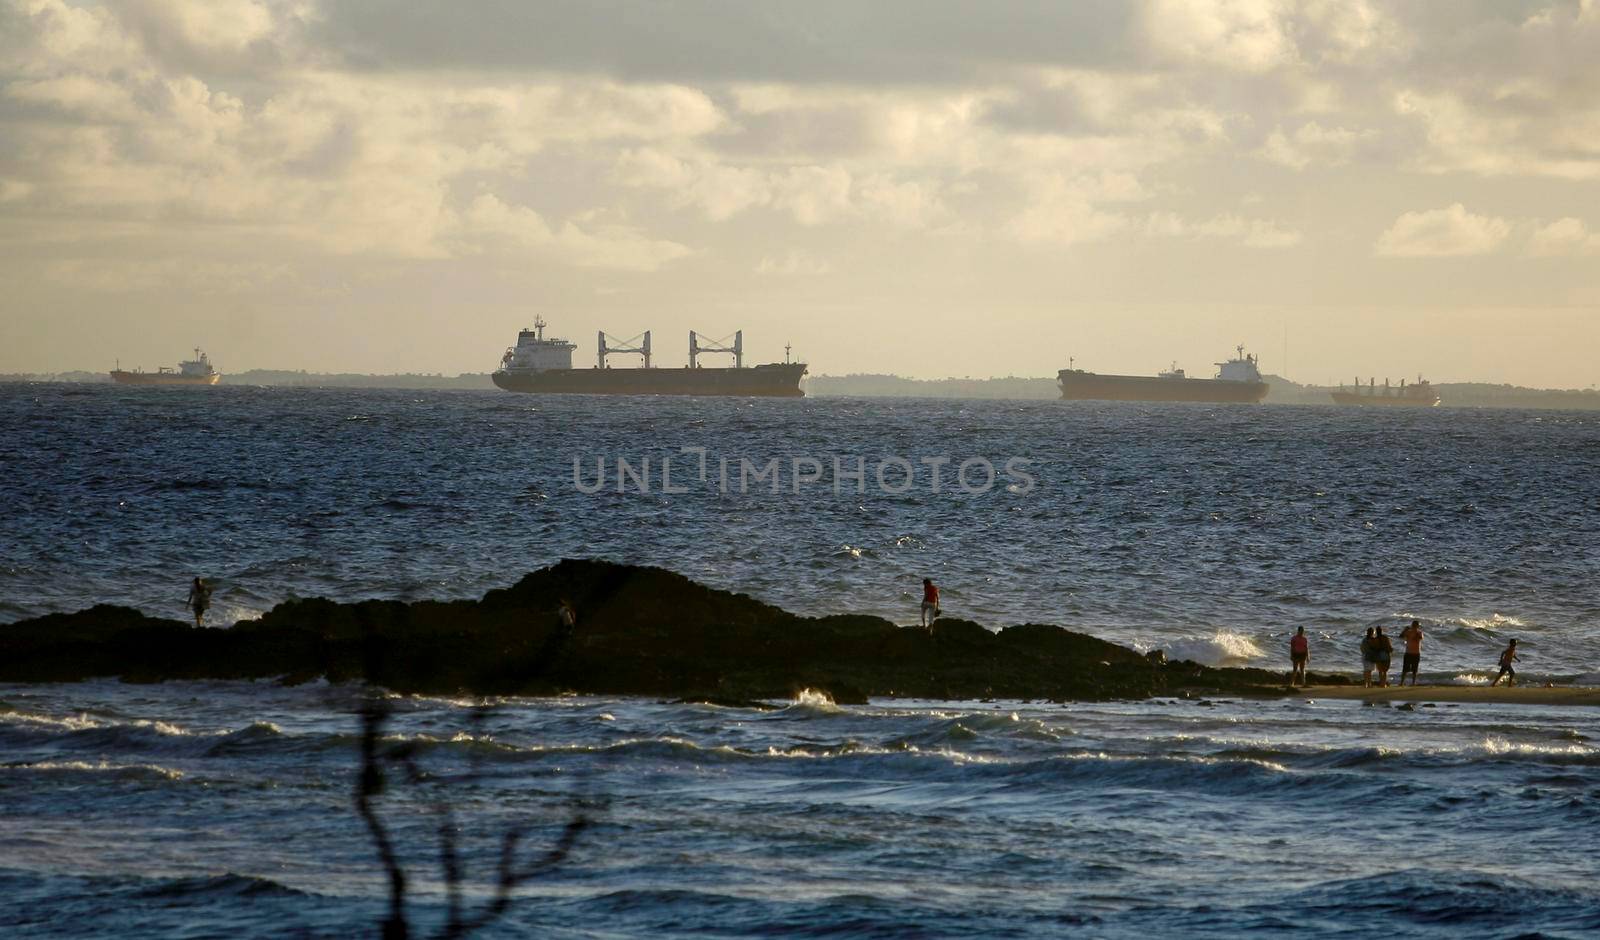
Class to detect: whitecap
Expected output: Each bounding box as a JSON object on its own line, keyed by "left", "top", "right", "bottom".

{"left": 1158, "top": 630, "right": 1268, "bottom": 667}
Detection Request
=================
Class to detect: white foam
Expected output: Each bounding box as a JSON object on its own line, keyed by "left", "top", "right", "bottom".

{"left": 1449, "top": 673, "right": 1491, "bottom": 686}
{"left": 3, "top": 760, "right": 184, "bottom": 780}
{"left": 1455, "top": 614, "right": 1526, "bottom": 631}
{"left": 215, "top": 604, "right": 266, "bottom": 627}
{"left": 1161, "top": 631, "right": 1268, "bottom": 667}
{"left": 0, "top": 710, "right": 103, "bottom": 731}
{"left": 792, "top": 688, "right": 839, "bottom": 710}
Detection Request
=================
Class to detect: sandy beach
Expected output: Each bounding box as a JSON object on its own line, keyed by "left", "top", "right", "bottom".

{"left": 1300, "top": 685, "right": 1600, "bottom": 707}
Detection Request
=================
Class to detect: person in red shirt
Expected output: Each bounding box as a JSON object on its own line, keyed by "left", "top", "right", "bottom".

{"left": 920, "top": 578, "right": 940, "bottom": 631}
{"left": 1289, "top": 627, "right": 1309, "bottom": 686}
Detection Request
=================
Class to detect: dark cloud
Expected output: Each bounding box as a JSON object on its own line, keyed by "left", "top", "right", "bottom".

{"left": 309, "top": 0, "right": 1140, "bottom": 83}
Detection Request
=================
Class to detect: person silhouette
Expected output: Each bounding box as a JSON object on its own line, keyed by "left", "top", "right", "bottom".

{"left": 1490, "top": 638, "right": 1520, "bottom": 687}
{"left": 1289, "top": 627, "right": 1309, "bottom": 687}
{"left": 186, "top": 577, "right": 212, "bottom": 627}
{"left": 920, "top": 578, "right": 940, "bottom": 631}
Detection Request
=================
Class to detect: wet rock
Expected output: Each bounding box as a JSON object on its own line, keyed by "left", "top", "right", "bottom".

{"left": 0, "top": 559, "right": 1352, "bottom": 701}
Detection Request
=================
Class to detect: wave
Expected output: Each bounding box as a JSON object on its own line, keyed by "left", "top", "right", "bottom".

{"left": 1, "top": 759, "right": 184, "bottom": 782}
{"left": 1278, "top": 869, "right": 1599, "bottom": 930}
{"left": 133, "top": 873, "right": 310, "bottom": 900}
{"left": 759, "top": 688, "right": 848, "bottom": 719}
{"left": 1157, "top": 630, "right": 1268, "bottom": 667}
{"left": 0, "top": 710, "right": 287, "bottom": 759}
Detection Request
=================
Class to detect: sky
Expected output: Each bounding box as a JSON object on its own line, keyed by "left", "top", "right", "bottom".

{"left": 1, "top": 0, "right": 1598, "bottom": 386}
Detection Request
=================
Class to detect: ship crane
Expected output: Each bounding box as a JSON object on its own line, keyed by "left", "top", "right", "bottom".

{"left": 689, "top": 330, "right": 742, "bottom": 369}
{"left": 598, "top": 330, "right": 651, "bottom": 369}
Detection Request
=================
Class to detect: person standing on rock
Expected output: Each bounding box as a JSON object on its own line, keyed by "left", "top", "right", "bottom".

{"left": 920, "top": 578, "right": 940, "bottom": 632}
{"left": 1289, "top": 627, "right": 1309, "bottom": 687}
{"left": 186, "top": 576, "right": 212, "bottom": 627}
{"left": 1399, "top": 620, "right": 1424, "bottom": 686}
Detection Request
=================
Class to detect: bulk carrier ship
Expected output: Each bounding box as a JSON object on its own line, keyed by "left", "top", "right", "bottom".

{"left": 110, "top": 348, "right": 220, "bottom": 386}
{"left": 492, "top": 319, "right": 806, "bottom": 397}
{"left": 1058, "top": 345, "right": 1268, "bottom": 403}
{"left": 1330, "top": 376, "right": 1440, "bottom": 407}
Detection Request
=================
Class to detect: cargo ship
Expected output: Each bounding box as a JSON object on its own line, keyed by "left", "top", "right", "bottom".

{"left": 110, "top": 349, "right": 220, "bottom": 386}
{"left": 1058, "top": 346, "right": 1268, "bottom": 403}
{"left": 492, "top": 319, "right": 806, "bottom": 397}
{"left": 1330, "top": 377, "right": 1440, "bottom": 407}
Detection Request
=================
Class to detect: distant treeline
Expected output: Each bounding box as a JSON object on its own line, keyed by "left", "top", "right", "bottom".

{"left": 806, "top": 374, "right": 1060, "bottom": 399}
{"left": 0, "top": 370, "right": 496, "bottom": 390}
{"left": 7, "top": 369, "right": 1598, "bottom": 408}
{"left": 226, "top": 370, "right": 496, "bottom": 389}
{"left": 808, "top": 373, "right": 1600, "bottom": 409}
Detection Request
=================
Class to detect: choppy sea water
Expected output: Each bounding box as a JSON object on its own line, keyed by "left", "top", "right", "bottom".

{"left": 3, "top": 384, "right": 1600, "bottom": 936}
{"left": 2, "top": 682, "right": 1598, "bottom": 937}
{"left": 4, "top": 384, "right": 1600, "bottom": 681}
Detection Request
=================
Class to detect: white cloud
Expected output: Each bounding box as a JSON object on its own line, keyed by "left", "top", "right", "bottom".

{"left": 1144, "top": 0, "right": 1294, "bottom": 73}
{"left": 1005, "top": 172, "right": 1131, "bottom": 247}
{"left": 454, "top": 194, "right": 690, "bottom": 271}
{"left": 1526, "top": 218, "right": 1600, "bottom": 258}
{"left": 1373, "top": 204, "right": 1511, "bottom": 258}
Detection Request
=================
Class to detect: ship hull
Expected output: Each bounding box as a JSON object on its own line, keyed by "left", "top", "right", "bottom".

{"left": 492, "top": 363, "right": 807, "bottom": 397}
{"left": 110, "top": 371, "right": 220, "bottom": 386}
{"left": 1330, "top": 391, "right": 1439, "bottom": 407}
{"left": 1058, "top": 372, "right": 1267, "bottom": 403}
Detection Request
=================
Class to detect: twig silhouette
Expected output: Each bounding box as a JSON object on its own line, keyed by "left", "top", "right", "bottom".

{"left": 353, "top": 593, "right": 598, "bottom": 939}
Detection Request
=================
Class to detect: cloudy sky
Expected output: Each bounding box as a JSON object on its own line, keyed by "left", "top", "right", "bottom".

{"left": 2, "top": 0, "right": 1598, "bottom": 385}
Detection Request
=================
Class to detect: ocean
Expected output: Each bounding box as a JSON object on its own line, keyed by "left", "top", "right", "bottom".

{"left": 3, "top": 383, "right": 1599, "bottom": 936}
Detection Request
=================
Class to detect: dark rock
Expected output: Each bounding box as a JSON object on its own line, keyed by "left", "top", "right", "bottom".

{"left": 0, "top": 559, "right": 1351, "bottom": 701}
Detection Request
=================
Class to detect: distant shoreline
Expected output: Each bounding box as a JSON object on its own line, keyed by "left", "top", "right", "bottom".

{"left": 6, "top": 371, "right": 1600, "bottom": 408}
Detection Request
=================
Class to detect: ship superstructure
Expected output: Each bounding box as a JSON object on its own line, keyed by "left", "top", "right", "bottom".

{"left": 110, "top": 348, "right": 221, "bottom": 386}
{"left": 1330, "top": 376, "right": 1440, "bottom": 407}
{"left": 492, "top": 318, "right": 806, "bottom": 397}
{"left": 1058, "top": 345, "right": 1269, "bottom": 403}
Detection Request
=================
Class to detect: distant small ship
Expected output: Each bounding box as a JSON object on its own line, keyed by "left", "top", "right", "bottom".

{"left": 1058, "top": 345, "right": 1269, "bottom": 403}
{"left": 110, "top": 349, "right": 220, "bottom": 386}
{"left": 1330, "top": 377, "right": 1440, "bottom": 407}
{"left": 492, "top": 318, "right": 806, "bottom": 397}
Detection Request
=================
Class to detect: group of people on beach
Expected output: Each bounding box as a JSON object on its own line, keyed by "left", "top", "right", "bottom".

{"left": 1356, "top": 622, "right": 1427, "bottom": 688}
{"left": 1287, "top": 620, "right": 1523, "bottom": 689}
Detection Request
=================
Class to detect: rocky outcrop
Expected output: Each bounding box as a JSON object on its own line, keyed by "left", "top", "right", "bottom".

{"left": 0, "top": 559, "right": 1338, "bottom": 700}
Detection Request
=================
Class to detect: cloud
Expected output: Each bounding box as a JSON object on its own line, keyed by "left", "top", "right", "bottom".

{"left": 305, "top": 1, "right": 1140, "bottom": 84}
{"left": 1388, "top": 4, "right": 1600, "bottom": 180}
{"left": 1143, "top": 0, "right": 1295, "bottom": 73}
{"left": 1373, "top": 204, "right": 1511, "bottom": 257}
{"left": 454, "top": 194, "right": 690, "bottom": 271}
{"left": 1258, "top": 121, "right": 1376, "bottom": 169}
{"left": 1526, "top": 217, "right": 1600, "bottom": 258}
